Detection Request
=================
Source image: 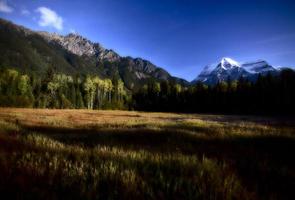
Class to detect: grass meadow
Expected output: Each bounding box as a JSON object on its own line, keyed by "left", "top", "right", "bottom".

{"left": 0, "top": 108, "right": 294, "bottom": 199}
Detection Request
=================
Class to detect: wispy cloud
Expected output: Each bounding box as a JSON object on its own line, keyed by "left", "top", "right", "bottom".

{"left": 21, "top": 8, "right": 30, "bottom": 16}
{"left": 36, "top": 7, "right": 63, "bottom": 31}
{"left": 0, "top": 0, "right": 13, "bottom": 13}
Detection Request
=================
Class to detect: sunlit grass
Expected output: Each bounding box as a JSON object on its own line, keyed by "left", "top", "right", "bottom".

{"left": 0, "top": 108, "right": 294, "bottom": 199}
{"left": 1, "top": 132, "right": 248, "bottom": 199}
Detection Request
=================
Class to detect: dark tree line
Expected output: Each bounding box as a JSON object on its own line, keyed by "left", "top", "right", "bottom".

{"left": 1, "top": 67, "right": 294, "bottom": 115}
{"left": 133, "top": 69, "right": 295, "bottom": 115}
{"left": 0, "top": 68, "right": 128, "bottom": 109}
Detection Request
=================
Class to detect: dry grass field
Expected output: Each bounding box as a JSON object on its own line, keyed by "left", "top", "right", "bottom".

{"left": 0, "top": 108, "right": 294, "bottom": 199}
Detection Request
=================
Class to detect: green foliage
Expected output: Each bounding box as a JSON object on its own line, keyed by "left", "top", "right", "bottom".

{"left": 0, "top": 68, "right": 128, "bottom": 109}
{"left": 0, "top": 69, "right": 34, "bottom": 107}
{"left": 1, "top": 67, "right": 295, "bottom": 115}
{"left": 133, "top": 70, "right": 295, "bottom": 115}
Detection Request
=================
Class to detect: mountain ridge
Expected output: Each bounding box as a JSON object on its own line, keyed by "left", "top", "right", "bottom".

{"left": 0, "top": 18, "right": 188, "bottom": 91}
{"left": 0, "top": 18, "right": 293, "bottom": 88}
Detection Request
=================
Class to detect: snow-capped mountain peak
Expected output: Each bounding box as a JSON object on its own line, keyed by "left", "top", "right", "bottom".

{"left": 219, "top": 57, "right": 241, "bottom": 70}
{"left": 193, "top": 57, "right": 280, "bottom": 85}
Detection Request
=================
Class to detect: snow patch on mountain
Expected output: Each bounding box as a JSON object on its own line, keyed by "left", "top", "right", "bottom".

{"left": 241, "top": 60, "right": 276, "bottom": 74}
{"left": 193, "top": 57, "right": 280, "bottom": 85}
{"left": 219, "top": 57, "right": 241, "bottom": 70}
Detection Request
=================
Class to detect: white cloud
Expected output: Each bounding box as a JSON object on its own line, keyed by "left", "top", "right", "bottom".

{"left": 0, "top": 0, "right": 13, "bottom": 13}
{"left": 36, "top": 7, "right": 63, "bottom": 31}
{"left": 21, "top": 9, "right": 30, "bottom": 16}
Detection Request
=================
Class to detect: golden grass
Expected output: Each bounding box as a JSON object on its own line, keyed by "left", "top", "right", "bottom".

{"left": 0, "top": 108, "right": 294, "bottom": 138}
{"left": 0, "top": 108, "right": 294, "bottom": 199}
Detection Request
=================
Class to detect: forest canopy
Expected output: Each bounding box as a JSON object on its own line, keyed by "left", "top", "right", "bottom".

{"left": 0, "top": 67, "right": 294, "bottom": 115}
{"left": 0, "top": 68, "right": 128, "bottom": 110}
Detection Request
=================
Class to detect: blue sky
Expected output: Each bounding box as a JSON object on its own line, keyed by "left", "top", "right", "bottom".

{"left": 1, "top": 0, "right": 295, "bottom": 81}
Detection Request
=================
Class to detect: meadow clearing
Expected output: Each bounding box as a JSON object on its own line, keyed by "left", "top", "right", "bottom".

{"left": 0, "top": 108, "right": 294, "bottom": 199}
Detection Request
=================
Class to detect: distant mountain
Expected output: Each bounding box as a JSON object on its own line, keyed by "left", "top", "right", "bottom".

{"left": 0, "top": 18, "right": 188, "bottom": 91}
{"left": 242, "top": 60, "right": 277, "bottom": 74}
{"left": 193, "top": 57, "right": 282, "bottom": 85}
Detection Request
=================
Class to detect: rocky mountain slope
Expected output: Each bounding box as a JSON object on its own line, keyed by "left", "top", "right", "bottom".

{"left": 37, "top": 31, "right": 121, "bottom": 61}
{"left": 0, "top": 18, "right": 188, "bottom": 90}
